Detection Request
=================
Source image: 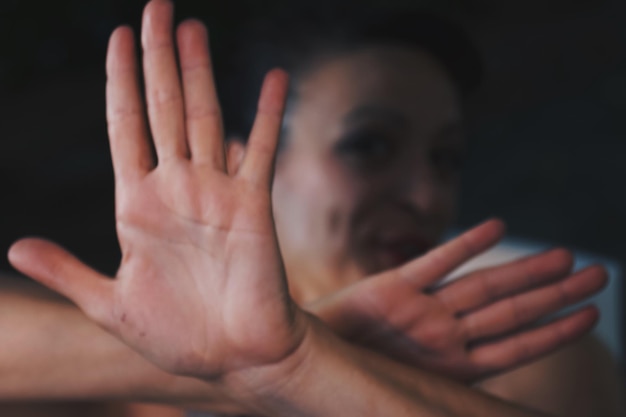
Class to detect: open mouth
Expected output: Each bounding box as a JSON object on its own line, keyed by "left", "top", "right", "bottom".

{"left": 350, "top": 201, "right": 440, "bottom": 274}
{"left": 365, "top": 237, "right": 432, "bottom": 271}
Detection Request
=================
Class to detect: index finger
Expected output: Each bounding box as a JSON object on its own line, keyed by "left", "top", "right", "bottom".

{"left": 237, "top": 69, "right": 289, "bottom": 188}
{"left": 106, "top": 26, "right": 153, "bottom": 185}
{"left": 397, "top": 219, "right": 506, "bottom": 288}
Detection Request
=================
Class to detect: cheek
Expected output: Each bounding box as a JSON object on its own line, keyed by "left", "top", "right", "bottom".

{"left": 272, "top": 155, "right": 359, "bottom": 255}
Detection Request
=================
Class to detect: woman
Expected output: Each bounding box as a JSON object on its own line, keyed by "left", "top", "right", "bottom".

{"left": 213, "top": 5, "right": 624, "bottom": 416}
{"left": 3, "top": 1, "right": 622, "bottom": 416}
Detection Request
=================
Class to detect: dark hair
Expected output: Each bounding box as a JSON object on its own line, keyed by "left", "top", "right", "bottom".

{"left": 214, "top": 7, "right": 483, "bottom": 140}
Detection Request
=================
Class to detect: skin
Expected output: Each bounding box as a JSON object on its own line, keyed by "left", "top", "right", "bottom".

{"left": 2, "top": 1, "right": 621, "bottom": 416}
{"left": 250, "top": 29, "right": 625, "bottom": 417}
{"left": 482, "top": 336, "right": 626, "bottom": 417}
{"left": 273, "top": 44, "right": 464, "bottom": 303}
{"left": 273, "top": 43, "right": 623, "bottom": 417}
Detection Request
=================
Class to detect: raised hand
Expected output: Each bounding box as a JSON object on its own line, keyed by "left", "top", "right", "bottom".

{"left": 310, "top": 219, "right": 607, "bottom": 383}
{"left": 8, "top": 0, "right": 309, "bottom": 379}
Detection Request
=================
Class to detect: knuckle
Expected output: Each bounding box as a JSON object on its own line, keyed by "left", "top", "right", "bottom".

{"left": 150, "top": 88, "right": 183, "bottom": 109}
{"left": 107, "top": 106, "right": 143, "bottom": 124}
{"left": 185, "top": 104, "right": 221, "bottom": 122}
{"left": 142, "top": 35, "right": 175, "bottom": 52}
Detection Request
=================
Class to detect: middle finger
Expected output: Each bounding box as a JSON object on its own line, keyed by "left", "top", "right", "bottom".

{"left": 177, "top": 20, "right": 226, "bottom": 169}
{"left": 436, "top": 248, "right": 573, "bottom": 314}
{"left": 142, "top": 0, "right": 188, "bottom": 162}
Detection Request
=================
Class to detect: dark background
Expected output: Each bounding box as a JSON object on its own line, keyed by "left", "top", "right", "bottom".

{"left": 1, "top": 0, "right": 625, "bottom": 348}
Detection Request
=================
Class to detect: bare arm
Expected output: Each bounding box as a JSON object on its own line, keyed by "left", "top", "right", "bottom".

{"left": 0, "top": 276, "right": 244, "bottom": 416}
{"left": 226, "top": 317, "right": 554, "bottom": 417}
{"left": 0, "top": 221, "right": 605, "bottom": 405}
{"left": 0, "top": 273, "right": 246, "bottom": 414}
{"left": 0, "top": 275, "right": 139, "bottom": 401}
{"left": 0, "top": 272, "right": 555, "bottom": 417}
{"left": 5, "top": 2, "right": 560, "bottom": 415}
{"left": 2, "top": 2, "right": 614, "bottom": 415}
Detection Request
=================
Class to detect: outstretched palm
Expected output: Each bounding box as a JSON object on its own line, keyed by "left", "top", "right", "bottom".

{"left": 8, "top": 0, "right": 306, "bottom": 378}
{"left": 311, "top": 220, "right": 606, "bottom": 383}
{"left": 106, "top": 157, "right": 298, "bottom": 376}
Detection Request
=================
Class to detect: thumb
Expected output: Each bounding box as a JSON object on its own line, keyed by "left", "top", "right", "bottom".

{"left": 8, "top": 238, "right": 114, "bottom": 325}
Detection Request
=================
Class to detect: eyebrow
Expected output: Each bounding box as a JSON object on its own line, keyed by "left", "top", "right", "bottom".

{"left": 343, "top": 105, "right": 465, "bottom": 141}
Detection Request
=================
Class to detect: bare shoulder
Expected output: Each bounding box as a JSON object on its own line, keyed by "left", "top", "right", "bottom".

{"left": 480, "top": 335, "right": 625, "bottom": 417}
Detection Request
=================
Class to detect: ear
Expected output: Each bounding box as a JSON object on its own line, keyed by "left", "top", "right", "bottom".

{"left": 225, "top": 138, "right": 246, "bottom": 176}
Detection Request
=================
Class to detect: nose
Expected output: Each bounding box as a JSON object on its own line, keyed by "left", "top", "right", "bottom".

{"left": 392, "top": 156, "right": 440, "bottom": 215}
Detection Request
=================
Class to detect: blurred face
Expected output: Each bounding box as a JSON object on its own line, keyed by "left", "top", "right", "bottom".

{"left": 272, "top": 45, "right": 466, "bottom": 303}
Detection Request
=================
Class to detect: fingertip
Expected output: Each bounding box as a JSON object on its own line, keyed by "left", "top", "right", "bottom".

{"left": 488, "top": 218, "right": 507, "bottom": 235}
{"left": 563, "top": 305, "right": 600, "bottom": 335}
{"left": 7, "top": 237, "right": 44, "bottom": 269}
{"left": 528, "top": 248, "right": 575, "bottom": 279}
{"left": 547, "top": 248, "right": 575, "bottom": 271}
{"left": 7, "top": 238, "right": 68, "bottom": 290}
{"left": 464, "top": 218, "right": 506, "bottom": 248}
{"left": 478, "top": 217, "right": 506, "bottom": 233}
{"left": 177, "top": 18, "right": 209, "bottom": 39}
{"left": 142, "top": 0, "right": 174, "bottom": 46}
{"left": 144, "top": 0, "right": 174, "bottom": 19}
{"left": 258, "top": 69, "right": 290, "bottom": 113}
{"left": 590, "top": 265, "right": 609, "bottom": 292}
{"left": 574, "top": 264, "right": 609, "bottom": 292}
{"left": 271, "top": 68, "right": 291, "bottom": 96}
{"left": 106, "top": 26, "right": 137, "bottom": 72}
{"left": 468, "top": 218, "right": 506, "bottom": 243}
{"left": 8, "top": 238, "right": 113, "bottom": 319}
{"left": 267, "top": 68, "right": 290, "bottom": 83}
{"left": 176, "top": 19, "right": 210, "bottom": 63}
{"left": 7, "top": 239, "right": 25, "bottom": 267}
{"left": 588, "top": 264, "right": 610, "bottom": 286}
{"left": 110, "top": 25, "right": 134, "bottom": 44}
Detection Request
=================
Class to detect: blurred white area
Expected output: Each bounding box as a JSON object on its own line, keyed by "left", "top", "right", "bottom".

{"left": 443, "top": 237, "right": 623, "bottom": 360}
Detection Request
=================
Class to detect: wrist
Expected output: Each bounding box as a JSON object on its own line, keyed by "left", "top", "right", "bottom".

{"left": 221, "top": 312, "right": 328, "bottom": 416}
{"left": 222, "top": 313, "right": 415, "bottom": 417}
{"left": 221, "top": 315, "right": 536, "bottom": 417}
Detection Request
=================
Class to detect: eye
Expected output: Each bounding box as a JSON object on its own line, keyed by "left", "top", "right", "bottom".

{"left": 334, "top": 130, "right": 395, "bottom": 168}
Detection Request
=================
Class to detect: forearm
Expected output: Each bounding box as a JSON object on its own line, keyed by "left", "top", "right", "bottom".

{"left": 227, "top": 317, "right": 552, "bottom": 417}
{"left": 0, "top": 274, "right": 246, "bottom": 413}
{"left": 0, "top": 276, "right": 551, "bottom": 416}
